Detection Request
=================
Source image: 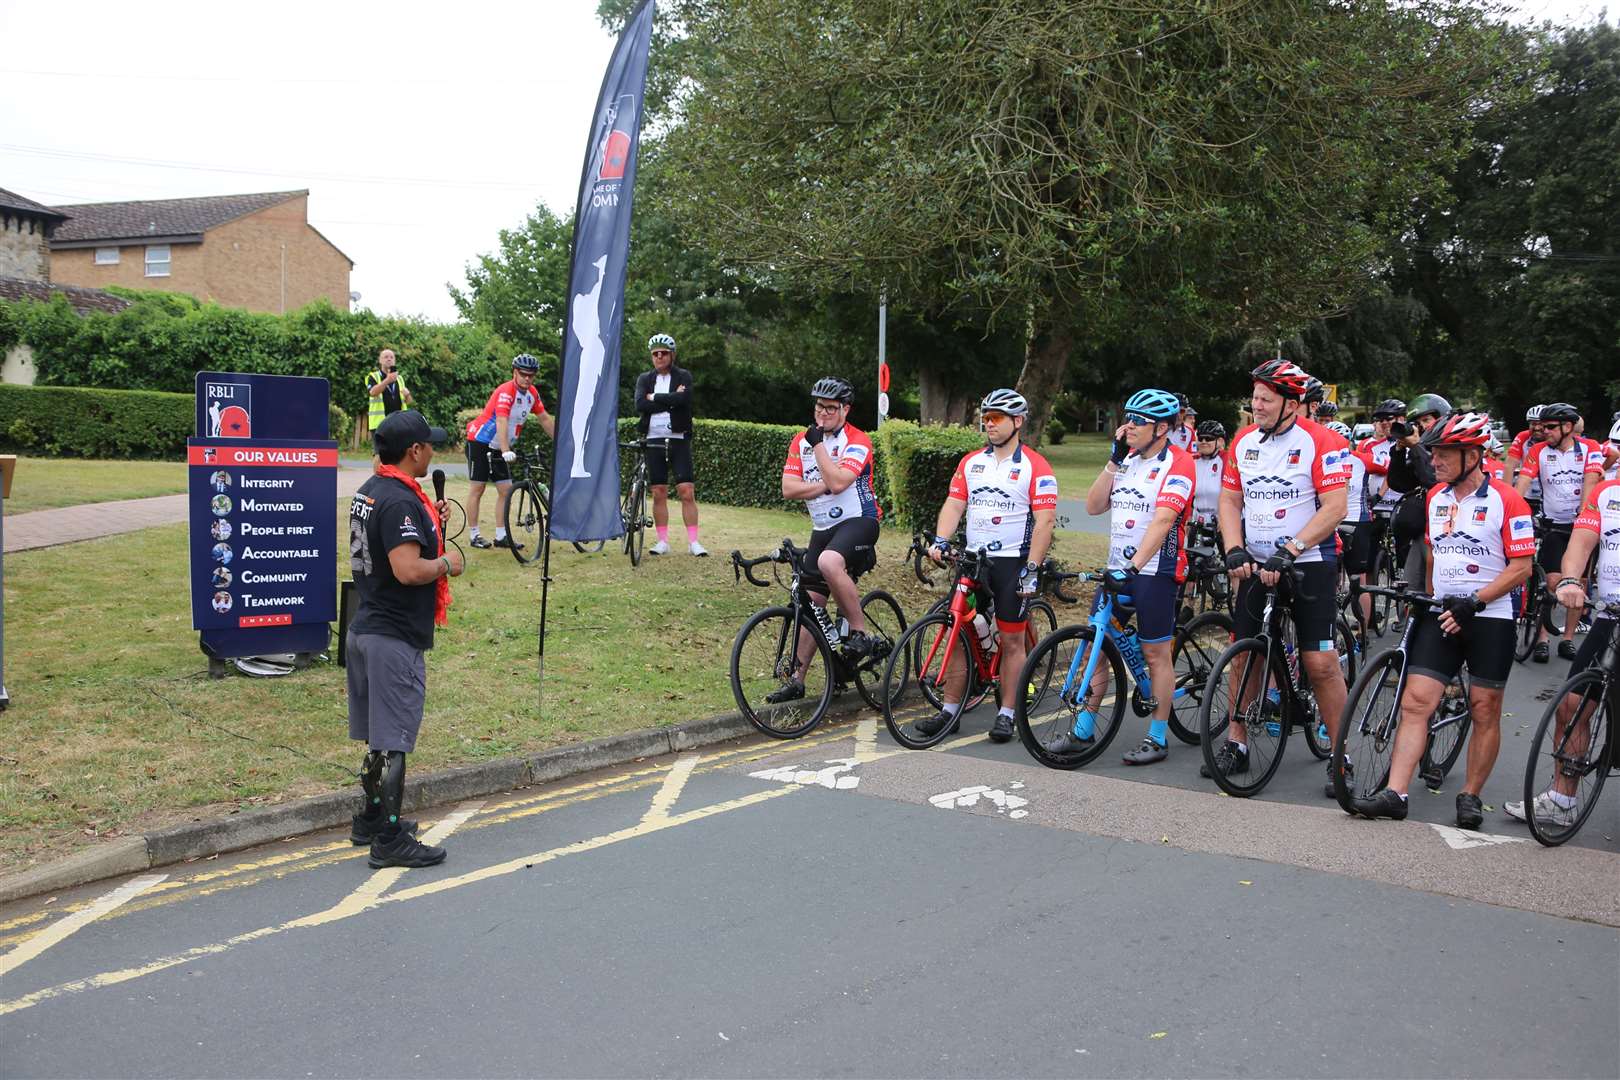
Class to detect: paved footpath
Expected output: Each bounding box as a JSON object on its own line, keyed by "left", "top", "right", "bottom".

{"left": 2, "top": 468, "right": 375, "bottom": 554}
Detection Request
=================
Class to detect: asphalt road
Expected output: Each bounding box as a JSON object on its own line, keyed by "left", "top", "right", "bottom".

{"left": 1, "top": 638, "right": 1616, "bottom": 1078}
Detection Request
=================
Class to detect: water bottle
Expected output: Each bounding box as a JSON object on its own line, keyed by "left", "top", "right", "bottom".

{"left": 1265, "top": 685, "right": 1283, "bottom": 737}
{"left": 972, "top": 612, "right": 997, "bottom": 653}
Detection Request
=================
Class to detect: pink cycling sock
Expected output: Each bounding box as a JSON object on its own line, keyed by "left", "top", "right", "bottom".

{"left": 656, "top": 525, "right": 670, "bottom": 543}
{"left": 686, "top": 525, "right": 701, "bottom": 543}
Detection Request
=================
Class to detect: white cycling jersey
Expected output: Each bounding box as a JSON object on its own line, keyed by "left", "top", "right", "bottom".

{"left": 1575, "top": 478, "right": 1620, "bottom": 604}
{"left": 1191, "top": 454, "right": 1224, "bottom": 524}
{"left": 782, "top": 424, "right": 881, "bottom": 530}
{"left": 1223, "top": 418, "right": 1348, "bottom": 563}
{"left": 947, "top": 443, "right": 1058, "bottom": 559}
{"left": 1425, "top": 477, "right": 1537, "bottom": 619}
{"left": 1519, "top": 437, "right": 1605, "bottom": 524}
{"left": 1107, "top": 444, "right": 1196, "bottom": 577}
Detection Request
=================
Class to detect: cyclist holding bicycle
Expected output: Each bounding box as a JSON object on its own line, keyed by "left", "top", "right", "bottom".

{"left": 1516, "top": 402, "right": 1606, "bottom": 662}
{"left": 918, "top": 388, "right": 1059, "bottom": 743}
{"left": 1191, "top": 420, "right": 1227, "bottom": 528}
{"left": 1210, "top": 358, "right": 1350, "bottom": 794}
{"left": 1045, "top": 389, "right": 1195, "bottom": 764}
{"left": 464, "top": 354, "right": 554, "bottom": 550}
{"left": 1350, "top": 413, "right": 1535, "bottom": 828}
{"left": 1505, "top": 471, "right": 1620, "bottom": 825}
{"left": 769, "top": 377, "right": 883, "bottom": 702}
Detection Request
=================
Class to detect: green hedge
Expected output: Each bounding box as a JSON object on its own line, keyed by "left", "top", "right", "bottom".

{"left": 873, "top": 419, "right": 985, "bottom": 532}
{"left": 0, "top": 384, "right": 350, "bottom": 458}
{"left": 0, "top": 383, "right": 194, "bottom": 458}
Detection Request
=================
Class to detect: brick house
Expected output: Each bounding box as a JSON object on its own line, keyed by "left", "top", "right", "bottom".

{"left": 47, "top": 190, "right": 352, "bottom": 314}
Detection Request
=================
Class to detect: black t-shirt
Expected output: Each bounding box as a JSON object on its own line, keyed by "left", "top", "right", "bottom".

{"left": 349, "top": 475, "right": 440, "bottom": 650}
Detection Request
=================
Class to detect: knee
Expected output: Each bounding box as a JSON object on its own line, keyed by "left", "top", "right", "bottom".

{"left": 652, "top": 485, "right": 668, "bottom": 496}
{"left": 677, "top": 483, "right": 695, "bottom": 500}
{"left": 817, "top": 550, "right": 847, "bottom": 579}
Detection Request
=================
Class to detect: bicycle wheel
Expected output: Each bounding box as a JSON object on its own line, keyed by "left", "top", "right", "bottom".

{"left": 1522, "top": 669, "right": 1613, "bottom": 846}
{"left": 1020, "top": 598, "right": 1060, "bottom": 712}
{"left": 1199, "top": 638, "right": 1289, "bottom": 797}
{"left": 573, "top": 539, "right": 606, "bottom": 553}
{"left": 1015, "top": 624, "right": 1127, "bottom": 769}
{"left": 623, "top": 480, "right": 646, "bottom": 567}
{"left": 1332, "top": 647, "right": 1406, "bottom": 812}
{"left": 1514, "top": 569, "right": 1543, "bottom": 662}
{"left": 730, "top": 605, "right": 834, "bottom": 739}
{"left": 885, "top": 613, "right": 980, "bottom": 749}
{"left": 503, "top": 483, "right": 546, "bottom": 566}
{"left": 853, "top": 589, "right": 908, "bottom": 709}
{"left": 1420, "top": 672, "right": 1472, "bottom": 785}
{"left": 1168, "top": 611, "right": 1233, "bottom": 745}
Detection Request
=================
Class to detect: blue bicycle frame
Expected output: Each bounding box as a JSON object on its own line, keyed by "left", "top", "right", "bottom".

{"left": 1058, "top": 585, "right": 1190, "bottom": 733}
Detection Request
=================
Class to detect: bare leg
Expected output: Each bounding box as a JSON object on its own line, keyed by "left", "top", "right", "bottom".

{"left": 1386, "top": 674, "right": 1445, "bottom": 795}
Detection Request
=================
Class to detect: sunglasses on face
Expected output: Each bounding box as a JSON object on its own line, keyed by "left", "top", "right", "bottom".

{"left": 652, "top": 350, "right": 672, "bottom": 357}
{"left": 981, "top": 411, "right": 1010, "bottom": 424}
{"left": 1125, "top": 413, "right": 1156, "bottom": 427}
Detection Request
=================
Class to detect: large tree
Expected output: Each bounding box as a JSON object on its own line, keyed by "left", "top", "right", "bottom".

{"left": 620, "top": 0, "right": 1523, "bottom": 440}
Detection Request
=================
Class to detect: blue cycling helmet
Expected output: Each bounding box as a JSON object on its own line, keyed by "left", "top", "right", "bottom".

{"left": 1124, "top": 388, "right": 1181, "bottom": 421}
{"left": 511, "top": 353, "right": 540, "bottom": 373}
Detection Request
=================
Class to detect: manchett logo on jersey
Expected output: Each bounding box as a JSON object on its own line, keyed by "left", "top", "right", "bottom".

{"left": 204, "top": 381, "right": 252, "bottom": 439}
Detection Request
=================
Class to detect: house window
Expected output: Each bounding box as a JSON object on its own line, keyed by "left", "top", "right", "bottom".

{"left": 144, "top": 245, "right": 170, "bottom": 277}
{"left": 94, "top": 247, "right": 119, "bottom": 265}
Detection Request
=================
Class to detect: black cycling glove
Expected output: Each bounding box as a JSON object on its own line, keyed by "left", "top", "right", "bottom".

{"left": 803, "top": 424, "right": 824, "bottom": 448}
{"left": 1102, "top": 566, "right": 1138, "bottom": 594}
{"left": 1262, "top": 546, "right": 1298, "bottom": 576}
{"left": 1440, "top": 593, "right": 1484, "bottom": 629}
{"left": 1110, "top": 434, "right": 1131, "bottom": 465}
{"left": 1225, "top": 546, "right": 1253, "bottom": 571}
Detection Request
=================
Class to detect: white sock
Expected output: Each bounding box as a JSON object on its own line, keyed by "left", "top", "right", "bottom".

{"left": 495, "top": 527, "right": 507, "bottom": 540}
{"left": 997, "top": 706, "right": 1015, "bottom": 719}
{"left": 943, "top": 701, "right": 962, "bottom": 718}
{"left": 468, "top": 526, "right": 481, "bottom": 539}
{"left": 1232, "top": 741, "right": 1247, "bottom": 753}
{"left": 1548, "top": 790, "right": 1577, "bottom": 809}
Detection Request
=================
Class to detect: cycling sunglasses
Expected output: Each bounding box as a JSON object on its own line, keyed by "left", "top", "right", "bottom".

{"left": 1124, "top": 412, "right": 1161, "bottom": 426}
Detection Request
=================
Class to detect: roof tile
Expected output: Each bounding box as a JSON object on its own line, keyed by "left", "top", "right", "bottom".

{"left": 49, "top": 190, "right": 306, "bottom": 244}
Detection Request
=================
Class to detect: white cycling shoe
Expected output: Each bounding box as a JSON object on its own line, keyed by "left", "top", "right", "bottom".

{"left": 689, "top": 541, "right": 709, "bottom": 557}
{"left": 649, "top": 540, "right": 671, "bottom": 556}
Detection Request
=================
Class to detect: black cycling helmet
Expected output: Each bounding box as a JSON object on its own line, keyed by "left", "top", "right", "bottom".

{"left": 1540, "top": 401, "right": 1580, "bottom": 424}
{"left": 810, "top": 376, "right": 854, "bottom": 404}
{"left": 1316, "top": 400, "right": 1338, "bottom": 418}
{"left": 1303, "top": 378, "right": 1326, "bottom": 405}
{"left": 511, "top": 353, "right": 540, "bottom": 373}
{"left": 1406, "top": 393, "right": 1452, "bottom": 421}
{"left": 1372, "top": 398, "right": 1407, "bottom": 420}
{"left": 1196, "top": 420, "right": 1227, "bottom": 440}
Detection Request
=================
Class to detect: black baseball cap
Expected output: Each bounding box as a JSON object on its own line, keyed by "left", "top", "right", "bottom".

{"left": 373, "top": 410, "right": 447, "bottom": 456}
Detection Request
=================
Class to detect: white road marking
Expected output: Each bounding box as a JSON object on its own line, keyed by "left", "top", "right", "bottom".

{"left": 749, "top": 758, "right": 861, "bottom": 790}
{"left": 928, "top": 784, "right": 1030, "bottom": 819}
{"left": 0, "top": 874, "right": 167, "bottom": 979}
{"left": 1430, "top": 823, "right": 1527, "bottom": 850}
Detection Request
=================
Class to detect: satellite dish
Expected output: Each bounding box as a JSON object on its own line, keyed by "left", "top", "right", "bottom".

{"left": 349, "top": 291, "right": 362, "bottom": 304}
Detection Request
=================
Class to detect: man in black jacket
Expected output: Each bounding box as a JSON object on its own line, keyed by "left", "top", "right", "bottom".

{"left": 634, "top": 333, "right": 707, "bottom": 556}
{"left": 1384, "top": 393, "right": 1451, "bottom": 587}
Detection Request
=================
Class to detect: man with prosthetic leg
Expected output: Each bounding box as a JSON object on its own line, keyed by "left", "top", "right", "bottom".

{"left": 347, "top": 411, "right": 464, "bottom": 868}
{"left": 918, "top": 389, "right": 1059, "bottom": 743}
{"left": 1350, "top": 414, "right": 1534, "bottom": 829}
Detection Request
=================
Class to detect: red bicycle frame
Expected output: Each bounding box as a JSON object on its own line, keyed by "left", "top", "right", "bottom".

{"left": 920, "top": 565, "right": 1003, "bottom": 695}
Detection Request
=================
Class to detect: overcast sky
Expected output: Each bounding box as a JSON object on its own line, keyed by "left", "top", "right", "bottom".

{"left": 0, "top": 0, "right": 1609, "bottom": 324}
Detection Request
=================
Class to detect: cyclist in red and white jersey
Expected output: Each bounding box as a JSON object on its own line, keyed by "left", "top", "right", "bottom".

{"left": 1507, "top": 471, "right": 1620, "bottom": 826}
{"left": 464, "top": 353, "right": 554, "bottom": 550}
{"left": 1483, "top": 434, "right": 1507, "bottom": 482}
{"left": 769, "top": 376, "right": 883, "bottom": 703}
{"left": 918, "top": 389, "right": 1058, "bottom": 743}
{"left": 1190, "top": 420, "right": 1227, "bottom": 527}
{"left": 1361, "top": 399, "right": 1404, "bottom": 577}
{"left": 1167, "top": 394, "right": 1198, "bottom": 452}
{"left": 1516, "top": 402, "right": 1606, "bottom": 661}
{"left": 1044, "top": 388, "right": 1195, "bottom": 766}
{"left": 1327, "top": 420, "right": 1380, "bottom": 632}
{"left": 1506, "top": 404, "right": 1544, "bottom": 502}
{"left": 1350, "top": 413, "right": 1534, "bottom": 829}
{"left": 1210, "top": 358, "right": 1350, "bottom": 795}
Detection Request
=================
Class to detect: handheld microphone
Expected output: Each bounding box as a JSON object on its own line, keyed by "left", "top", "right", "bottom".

{"left": 432, "top": 468, "right": 446, "bottom": 503}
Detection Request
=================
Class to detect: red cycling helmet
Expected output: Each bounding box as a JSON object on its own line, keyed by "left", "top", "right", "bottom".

{"left": 1250, "top": 358, "right": 1313, "bottom": 401}
{"left": 1421, "top": 411, "right": 1492, "bottom": 449}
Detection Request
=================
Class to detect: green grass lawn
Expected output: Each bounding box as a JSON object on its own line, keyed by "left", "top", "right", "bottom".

{"left": 2, "top": 457, "right": 189, "bottom": 514}
{"left": 1039, "top": 433, "right": 1113, "bottom": 498}
{"left": 0, "top": 475, "right": 1104, "bottom": 873}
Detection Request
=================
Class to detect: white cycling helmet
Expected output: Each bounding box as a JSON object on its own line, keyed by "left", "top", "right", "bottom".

{"left": 979, "top": 388, "right": 1028, "bottom": 417}
{"left": 1325, "top": 420, "right": 1352, "bottom": 440}
{"left": 648, "top": 332, "right": 676, "bottom": 353}
{"left": 1609, "top": 415, "right": 1620, "bottom": 442}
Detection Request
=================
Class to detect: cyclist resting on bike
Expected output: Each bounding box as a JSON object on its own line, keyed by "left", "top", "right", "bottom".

{"left": 1516, "top": 402, "right": 1606, "bottom": 662}
{"left": 464, "top": 353, "right": 555, "bottom": 550}
{"left": 1505, "top": 472, "right": 1620, "bottom": 825}
{"left": 1046, "top": 388, "right": 1196, "bottom": 764}
{"left": 918, "top": 388, "right": 1059, "bottom": 743}
{"left": 1211, "top": 358, "right": 1350, "bottom": 796}
{"left": 770, "top": 377, "right": 883, "bottom": 702}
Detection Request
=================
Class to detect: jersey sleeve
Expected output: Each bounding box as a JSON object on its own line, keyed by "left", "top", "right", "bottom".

{"left": 1518, "top": 447, "right": 1542, "bottom": 479}
{"left": 379, "top": 497, "right": 432, "bottom": 556}
{"left": 839, "top": 429, "right": 873, "bottom": 474}
{"left": 782, "top": 435, "right": 806, "bottom": 478}
{"left": 1582, "top": 440, "right": 1605, "bottom": 476}
{"left": 1220, "top": 437, "right": 1243, "bottom": 492}
{"left": 946, "top": 452, "right": 973, "bottom": 501}
{"left": 1310, "top": 426, "right": 1349, "bottom": 491}
{"left": 1499, "top": 481, "right": 1538, "bottom": 557}
{"left": 1156, "top": 449, "right": 1196, "bottom": 514}
{"left": 1028, "top": 450, "right": 1058, "bottom": 511}
{"left": 1360, "top": 447, "right": 1387, "bottom": 476}
{"left": 494, "top": 386, "right": 515, "bottom": 419}
{"left": 1573, "top": 480, "right": 1615, "bottom": 535}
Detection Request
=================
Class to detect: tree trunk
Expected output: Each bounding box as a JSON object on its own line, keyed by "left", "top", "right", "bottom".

{"left": 1016, "top": 319, "right": 1074, "bottom": 448}
{"left": 918, "top": 366, "right": 973, "bottom": 426}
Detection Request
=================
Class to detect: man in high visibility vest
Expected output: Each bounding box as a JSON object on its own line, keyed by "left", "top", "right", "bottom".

{"left": 364, "top": 349, "right": 413, "bottom": 431}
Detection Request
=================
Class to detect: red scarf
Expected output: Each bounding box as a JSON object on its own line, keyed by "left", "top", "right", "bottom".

{"left": 375, "top": 464, "right": 451, "bottom": 626}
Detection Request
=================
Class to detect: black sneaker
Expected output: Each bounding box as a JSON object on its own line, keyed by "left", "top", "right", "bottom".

{"left": 493, "top": 535, "right": 525, "bottom": 551}
{"left": 1200, "top": 742, "right": 1249, "bottom": 779}
{"left": 764, "top": 682, "right": 805, "bottom": 704}
{"left": 1325, "top": 759, "right": 1352, "bottom": 800}
{"left": 988, "top": 713, "right": 1015, "bottom": 743}
{"left": 1557, "top": 640, "right": 1577, "bottom": 661}
{"left": 913, "top": 711, "right": 961, "bottom": 738}
{"left": 1455, "top": 792, "right": 1484, "bottom": 830}
{"left": 1417, "top": 764, "right": 1445, "bottom": 791}
{"left": 1533, "top": 641, "right": 1550, "bottom": 663}
{"left": 843, "top": 631, "right": 875, "bottom": 658}
{"left": 368, "top": 830, "right": 446, "bottom": 869}
{"left": 350, "top": 812, "right": 418, "bottom": 846}
{"left": 1350, "top": 787, "right": 1409, "bottom": 820}
{"left": 469, "top": 536, "right": 494, "bottom": 549}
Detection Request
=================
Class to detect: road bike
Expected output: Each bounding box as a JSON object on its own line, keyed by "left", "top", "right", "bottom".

{"left": 1513, "top": 521, "right": 1570, "bottom": 662}
{"left": 1196, "top": 570, "right": 1360, "bottom": 796}
{"left": 1177, "top": 523, "right": 1234, "bottom": 623}
{"left": 728, "top": 538, "right": 908, "bottom": 739}
{"left": 617, "top": 439, "right": 662, "bottom": 567}
{"left": 1520, "top": 598, "right": 1617, "bottom": 846}
{"left": 1329, "top": 585, "right": 1475, "bottom": 812}
{"left": 1014, "top": 573, "right": 1234, "bottom": 768}
{"left": 495, "top": 448, "right": 600, "bottom": 564}
{"left": 878, "top": 542, "right": 1062, "bottom": 749}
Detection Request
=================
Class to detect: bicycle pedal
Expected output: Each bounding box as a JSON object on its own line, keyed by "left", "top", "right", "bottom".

{"left": 1418, "top": 767, "right": 1444, "bottom": 790}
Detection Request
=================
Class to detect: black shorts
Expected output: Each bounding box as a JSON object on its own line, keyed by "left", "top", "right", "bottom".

{"left": 1339, "top": 521, "right": 1376, "bottom": 575}
{"left": 1233, "top": 560, "right": 1339, "bottom": 652}
{"left": 1408, "top": 611, "right": 1516, "bottom": 690}
{"left": 1569, "top": 616, "right": 1617, "bottom": 678}
{"left": 466, "top": 440, "right": 510, "bottom": 484}
{"left": 1538, "top": 523, "right": 1572, "bottom": 575}
{"left": 801, "top": 517, "right": 880, "bottom": 595}
{"left": 975, "top": 557, "right": 1031, "bottom": 632}
{"left": 645, "top": 437, "right": 694, "bottom": 486}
